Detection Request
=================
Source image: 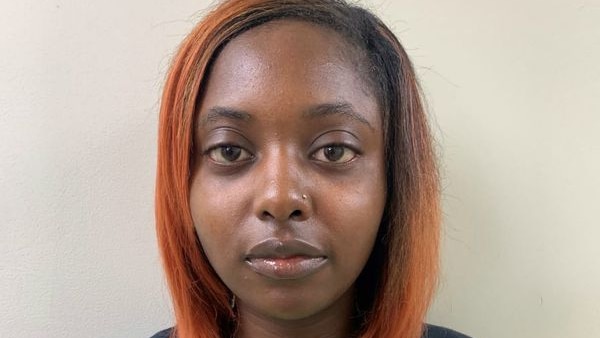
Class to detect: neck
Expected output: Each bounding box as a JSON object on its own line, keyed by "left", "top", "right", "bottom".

{"left": 234, "top": 288, "right": 356, "bottom": 338}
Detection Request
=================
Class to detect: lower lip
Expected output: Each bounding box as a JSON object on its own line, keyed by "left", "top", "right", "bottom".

{"left": 245, "top": 256, "right": 327, "bottom": 280}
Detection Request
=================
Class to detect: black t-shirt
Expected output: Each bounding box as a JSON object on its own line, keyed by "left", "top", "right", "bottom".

{"left": 150, "top": 324, "right": 471, "bottom": 338}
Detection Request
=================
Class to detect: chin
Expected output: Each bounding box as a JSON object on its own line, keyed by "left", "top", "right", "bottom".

{"left": 239, "top": 283, "right": 353, "bottom": 322}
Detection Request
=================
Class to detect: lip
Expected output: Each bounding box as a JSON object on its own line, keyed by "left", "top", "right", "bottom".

{"left": 245, "top": 238, "right": 328, "bottom": 280}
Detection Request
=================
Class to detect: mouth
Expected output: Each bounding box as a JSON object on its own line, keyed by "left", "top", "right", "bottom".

{"left": 245, "top": 238, "right": 328, "bottom": 280}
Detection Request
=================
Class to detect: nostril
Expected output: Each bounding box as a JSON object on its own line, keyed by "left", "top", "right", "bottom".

{"left": 259, "top": 209, "right": 306, "bottom": 221}
{"left": 290, "top": 210, "right": 302, "bottom": 219}
{"left": 261, "top": 210, "right": 273, "bottom": 220}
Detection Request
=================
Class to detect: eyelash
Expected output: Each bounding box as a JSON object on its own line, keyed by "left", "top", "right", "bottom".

{"left": 204, "top": 144, "right": 359, "bottom": 166}
{"left": 311, "top": 144, "right": 358, "bottom": 164}
{"left": 205, "top": 144, "right": 253, "bottom": 165}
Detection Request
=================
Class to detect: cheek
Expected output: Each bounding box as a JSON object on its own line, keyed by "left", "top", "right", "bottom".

{"left": 321, "top": 170, "right": 386, "bottom": 270}
{"left": 189, "top": 173, "right": 248, "bottom": 269}
{"left": 336, "top": 192, "right": 383, "bottom": 251}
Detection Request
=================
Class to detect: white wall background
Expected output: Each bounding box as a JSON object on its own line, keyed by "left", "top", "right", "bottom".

{"left": 1, "top": 1, "right": 598, "bottom": 337}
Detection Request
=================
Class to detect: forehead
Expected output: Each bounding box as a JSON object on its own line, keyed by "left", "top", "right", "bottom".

{"left": 198, "top": 19, "right": 379, "bottom": 127}
{"left": 226, "top": 19, "right": 356, "bottom": 65}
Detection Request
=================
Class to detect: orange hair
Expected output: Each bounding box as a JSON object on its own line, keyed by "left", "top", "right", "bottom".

{"left": 155, "top": 1, "right": 440, "bottom": 337}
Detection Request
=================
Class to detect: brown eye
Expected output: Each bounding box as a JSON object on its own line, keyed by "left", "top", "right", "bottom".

{"left": 208, "top": 145, "right": 252, "bottom": 164}
{"left": 313, "top": 145, "right": 357, "bottom": 163}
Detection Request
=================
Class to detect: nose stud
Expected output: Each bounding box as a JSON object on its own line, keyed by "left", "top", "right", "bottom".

{"left": 302, "top": 194, "right": 308, "bottom": 200}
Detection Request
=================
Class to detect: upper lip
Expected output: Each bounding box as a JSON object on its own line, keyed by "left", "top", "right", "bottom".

{"left": 245, "top": 238, "right": 326, "bottom": 259}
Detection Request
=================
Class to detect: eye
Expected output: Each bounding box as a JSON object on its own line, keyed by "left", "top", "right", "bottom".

{"left": 312, "top": 144, "right": 357, "bottom": 163}
{"left": 207, "top": 145, "right": 253, "bottom": 164}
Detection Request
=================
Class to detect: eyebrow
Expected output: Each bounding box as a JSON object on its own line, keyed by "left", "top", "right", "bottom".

{"left": 199, "top": 102, "right": 373, "bottom": 129}
{"left": 303, "top": 102, "right": 373, "bottom": 129}
{"left": 199, "top": 107, "right": 252, "bottom": 127}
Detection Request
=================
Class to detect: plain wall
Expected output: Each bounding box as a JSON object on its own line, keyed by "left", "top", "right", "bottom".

{"left": 1, "top": 1, "right": 598, "bottom": 337}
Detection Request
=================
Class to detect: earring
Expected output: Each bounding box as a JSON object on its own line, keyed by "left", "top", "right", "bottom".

{"left": 230, "top": 294, "right": 236, "bottom": 310}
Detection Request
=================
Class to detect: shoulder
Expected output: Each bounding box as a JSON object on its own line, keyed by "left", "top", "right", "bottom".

{"left": 151, "top": 325, "right": 470, "bottom": 338}
{"left": 149, "top": 327, "right": 174, "bottom": 338}
{"left": 423, "top": 324, "right": 472, "bottom": 338}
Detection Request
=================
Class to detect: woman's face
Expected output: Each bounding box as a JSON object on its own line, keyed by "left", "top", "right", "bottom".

{"left": 190, "top": 20, "right": 386, "bottom": 321}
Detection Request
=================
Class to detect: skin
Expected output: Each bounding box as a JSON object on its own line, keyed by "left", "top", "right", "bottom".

{"left": 189, "top": 20, "right": 386, "bottom": 338}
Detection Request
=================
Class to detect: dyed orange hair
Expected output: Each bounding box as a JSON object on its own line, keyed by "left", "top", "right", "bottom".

{"left": 155, "top": 1, "right": 440, "bottom": 337}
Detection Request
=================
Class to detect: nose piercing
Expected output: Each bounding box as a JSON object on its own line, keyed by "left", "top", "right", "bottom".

{"left": 302, "top": 194, "right": 308, "bottom": 200}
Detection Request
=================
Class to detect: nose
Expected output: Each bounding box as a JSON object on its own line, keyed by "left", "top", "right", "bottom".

{"left": 253, "top": 149, "right": 312, "bottom": 223}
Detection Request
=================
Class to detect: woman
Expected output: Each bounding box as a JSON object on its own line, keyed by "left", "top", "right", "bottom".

{"left": 153, "top": 0, "right": 470, "bottom": 337}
